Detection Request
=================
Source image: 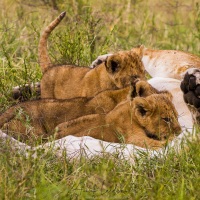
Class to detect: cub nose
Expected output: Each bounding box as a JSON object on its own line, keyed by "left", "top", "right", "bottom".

{"left": 173, "top": 124, "right": 182, "bottom": 136}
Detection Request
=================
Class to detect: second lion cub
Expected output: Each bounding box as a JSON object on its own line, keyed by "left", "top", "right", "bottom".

{"left": 38, "top": 12, "right": 145, "bottom": 99}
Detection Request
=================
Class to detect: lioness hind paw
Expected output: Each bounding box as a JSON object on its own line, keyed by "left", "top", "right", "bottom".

{"left": 181, "top": 68, "right": 200, "bottom": 102}
{"left": 181, "top": 69, "right": 200, "bottom": 93}
{"left": 181, "top": 68, "right": 200, "bottom": 124}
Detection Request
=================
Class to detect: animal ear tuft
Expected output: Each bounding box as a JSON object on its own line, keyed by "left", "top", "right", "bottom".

{"left": 161, "top": 91, "right": 173, "bottom": 100}
{"left": 138, "top": 45, "right": 145, "bottom": 57}
{"left": 131, "top": 44, "right": 145, "bottom": 59}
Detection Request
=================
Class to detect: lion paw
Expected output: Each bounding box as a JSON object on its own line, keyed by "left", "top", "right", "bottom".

{"left": 90, "top": 53, "right": 113, "bottom": 68}
{"left": 181, "top": 68, "right": 200, "bottom": 106}
{"left": 180, "top": 68, "right": 200, "bottom": 124}
{"left": 12, "top": 82, "right": 41, "bottom": 102}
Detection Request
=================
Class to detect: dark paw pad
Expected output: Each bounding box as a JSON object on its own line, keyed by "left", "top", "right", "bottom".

{"left": 181, "top": 73, "right": 197, "bottom": 93}
{"left": 183, "top": 91, "right": 200, "bottom": 108}
{"left": 181, "top": 68, "right": 200, "bottom": 109}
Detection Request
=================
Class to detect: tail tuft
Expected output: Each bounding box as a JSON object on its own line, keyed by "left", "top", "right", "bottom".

{"left": 60, "top": 11, "right": 66, "bottom": 19}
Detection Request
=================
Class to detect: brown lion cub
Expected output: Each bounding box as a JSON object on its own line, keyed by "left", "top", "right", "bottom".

{"left": 55, "top": 92, "right": 181, "bottom": 149}
{"left": 38, "top": 12, "right": 145, "bottom": 99}
{"left": 0, "top": 80, "right": 181, "bottom": 149}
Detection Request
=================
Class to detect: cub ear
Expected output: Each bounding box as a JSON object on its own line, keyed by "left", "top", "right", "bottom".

{"left": 138, "top": 45, "right": 145, "bottom": 58}
{"left": 105, "top": 55, "right": 120, "bottom": 74}
{"left": 129, "top": 79, "right": 156, "bottom": 100}
{"left": 133, "top": 97, "right": 154, "bottom": 117}
{"left": 131, "top": 44, "right": 145, "bottom": 59}
{"left": 128, "top": 77, "right": 140, "bottom": 99}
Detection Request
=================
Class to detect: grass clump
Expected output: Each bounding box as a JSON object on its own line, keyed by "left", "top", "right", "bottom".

{"left": 0, "top": 137, "right": 200, "bottom": 199}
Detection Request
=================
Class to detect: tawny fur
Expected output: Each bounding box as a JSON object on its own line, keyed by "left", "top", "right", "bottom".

{"left": 0, "top": 87, "right": 129, "bottom": 141}
{"left": 38, "top": 12, "right": 146, "bottom": 99}
{"left": 38, "top": 11, "right": 66, "bottom": 73}
{"left": 90, "top": 46, "right": 200, "bottom": 125}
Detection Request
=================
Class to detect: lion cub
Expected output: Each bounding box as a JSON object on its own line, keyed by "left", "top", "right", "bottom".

{"left": 0, "top": 80, "right": 181, "bottom": 149}
{"left": 38, "top": 12, "right": 145, "bottom": 99}
{"left": 55, "top": 92, "right": 181, "bottom": 149}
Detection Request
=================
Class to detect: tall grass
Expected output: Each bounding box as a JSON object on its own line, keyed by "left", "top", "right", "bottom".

{"left": 0, "top": 0, "right": 200, "bottom": 199}
{"left": 0, "top": 138, "right": 200, "bottom": 199}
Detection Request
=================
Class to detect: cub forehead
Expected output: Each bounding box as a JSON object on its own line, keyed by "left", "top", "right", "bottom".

{"left": 158, "top": 104, "right": 176, "bottom": 115}
{"left": 153, "top": 95, "right": 177, "bottom": 112}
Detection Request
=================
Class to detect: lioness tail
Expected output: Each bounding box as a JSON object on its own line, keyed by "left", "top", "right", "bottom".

{"left": 38, "top": 11, "right": 66, "bottom": 73}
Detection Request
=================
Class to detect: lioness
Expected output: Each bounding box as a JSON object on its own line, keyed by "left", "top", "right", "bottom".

{"left": 38, "top": 12, "right": 145, "bottom": 99}
{"left": 0, "top": 80, "right": 181, "bottom": 149}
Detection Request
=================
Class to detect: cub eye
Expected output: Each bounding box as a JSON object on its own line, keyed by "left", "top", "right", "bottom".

{"left": 162, "top": 117, "right": 171, "bottom": 123}
{"left": 138, "top": 106, "right": 147, "bottom": 116}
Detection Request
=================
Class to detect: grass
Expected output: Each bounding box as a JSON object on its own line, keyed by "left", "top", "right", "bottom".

{"left": 0, "top": 0, "right": 200, "bottom": 199}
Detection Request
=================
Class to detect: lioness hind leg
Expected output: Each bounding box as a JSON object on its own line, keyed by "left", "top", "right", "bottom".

{"left": 55, "top": 114, "right": 103, "bottom": 139}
